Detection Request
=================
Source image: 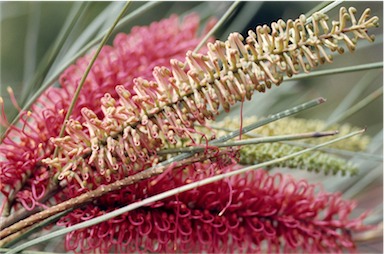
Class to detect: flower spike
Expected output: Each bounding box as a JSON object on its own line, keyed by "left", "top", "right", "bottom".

{"left": 45, "top": 7, "right": 378, "bottom": 186}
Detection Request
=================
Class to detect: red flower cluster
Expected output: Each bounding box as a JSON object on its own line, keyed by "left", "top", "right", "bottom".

{"left": 0, "top": 14, "right": 215, "bottom": 212}
{"left": 58, "top": 166, "right": 369, "bottom": 253}
{"left": 0, "top": 88, "right": 68, "bottom": 209}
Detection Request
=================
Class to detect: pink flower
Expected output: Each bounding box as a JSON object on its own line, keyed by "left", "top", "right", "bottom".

{"left": 0, "top": 14, "right": 215, "bottom": 212}
{"left": 58, "top": 166, "right": 369, "bottom": 253}
{"left": 0, "top": 87, "right": 68, "bottom": 210}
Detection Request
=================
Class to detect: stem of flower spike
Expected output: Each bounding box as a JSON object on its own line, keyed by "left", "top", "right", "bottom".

{"left": 0, "top": 97, "right": 324, "bottom": 242}
{"left": 5, "top": 129, "right": 366, "bottom": 254}
{"left": 157, "top": 130, "right": 338, "bottom": 154}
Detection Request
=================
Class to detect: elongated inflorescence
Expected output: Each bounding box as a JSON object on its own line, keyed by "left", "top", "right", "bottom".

{"left": 44, "top": 7, "right": 378, "bottom": 186}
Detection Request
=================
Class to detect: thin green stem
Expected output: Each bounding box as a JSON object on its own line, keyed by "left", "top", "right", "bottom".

{"left": 324, "top": 87, "right": 383, "bottom": 129}
{"left": 1, "top": 209, "right": 73, "bottom": 248}
{"left": 193, "top": 1, "right": 241, "bottom": 53}
{"left": 279, "top": 140, "right": 382, "bottom": 161}
{"left": 53, "top": 1, "right": 131, "bottom": 158}
{"left": 0, "top": 249, "right": 56, "bottom": 254}
{"left": 305, "top": 1, "right": 344, "bottom": 23}
{"left": 6, "top": 129, "right": 364, "bottom": 254}
{"left": 216, "top": 98, "right": 325, "bottom": 143}
{"left": 205, "top": 125, "right": 382, "bottom": 162}
{"left": 326, "top": 71, "right": 378, "bottom": 125}
{"left": 305, "top": 1, "right": 331, "bottom": 18}
{"left": 286, "top": 62, "right": 383, "bottom": 81}
{"left": 158, "top": 130, "right": 338, "bottom": 154}
{"left": 20, "top": 2, "right": 89, "bottom": 107}
{"left": 22, "top": 2, "right": 41, "bottom": 88}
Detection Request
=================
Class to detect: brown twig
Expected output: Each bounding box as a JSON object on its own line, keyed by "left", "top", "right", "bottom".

{"left": 0, "top": 168, "right": 155, "bottom": 240}
{"left": 0, "top": 182, "right": 60, "bottom": 230}
{"left": 0, "top": 149, "right": 223, "bottom": 242}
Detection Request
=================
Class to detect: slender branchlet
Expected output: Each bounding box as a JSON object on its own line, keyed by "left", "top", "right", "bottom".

{"left": 212, "top": 116, "right": 371, "bottom": 151}
{"left": 206, "top": 116, "right": 370, "bottom": 175}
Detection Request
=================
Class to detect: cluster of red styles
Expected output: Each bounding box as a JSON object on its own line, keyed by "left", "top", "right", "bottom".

{"left": 0, "top": 14, "right": 371, "bottom": 253}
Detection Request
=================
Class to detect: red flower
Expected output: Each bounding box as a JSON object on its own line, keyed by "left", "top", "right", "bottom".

{"left": 58, "top": 166, "right": 369, "bottom": 253}
{"left": 0, "top": 13, "right": 215, "bottom": 212}
{"left": 0, "top": 88, "right": 68, "bottom": 210}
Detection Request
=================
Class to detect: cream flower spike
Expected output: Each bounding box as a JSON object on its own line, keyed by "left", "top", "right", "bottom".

{"left": 45, "top": 7, "right": 378, "bottom": 184}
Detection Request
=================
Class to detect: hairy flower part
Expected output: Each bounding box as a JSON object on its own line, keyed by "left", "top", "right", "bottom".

{"left": 0, "top": 87, "right": 69, "bottom": 212}
{"left": 206, "top": 116, "right": 370, "bottom": 175}
{"left": 0, "top": 14, "right": 215, "bottom": 213}
{"left": 46, "top": 7, "right": 378, "bottom": 186}
{"left": 57, "top": 167, "right": 370, "bottom": 253}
